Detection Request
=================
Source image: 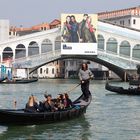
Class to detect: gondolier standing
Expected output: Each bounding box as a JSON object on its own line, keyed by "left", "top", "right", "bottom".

{"left": 78, "top": 63, "right": 94, "bottom": 100}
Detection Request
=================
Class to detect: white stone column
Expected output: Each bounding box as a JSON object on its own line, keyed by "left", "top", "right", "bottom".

{"left": 13, "top": 48, "right": 15, "bottom": 60}
{"left": 130, "top": 43, "right": 135, "bottom": 60}
{"left": 117, "top": 41, "right": 121, "bottom": 56}
{"left": 1, "top": 52, "right": 3, "bottom": 62}
{"left": 38, "top": 41, "right": 42, "bottom": 55}
{"left": 52, "top": 40, "right": 55, "bottom": 56}
{"left": 24, "top": 43, "right": 28, "bottom": 57}
{"left": 104, "top": 34, "right": 109, "bottom": 52}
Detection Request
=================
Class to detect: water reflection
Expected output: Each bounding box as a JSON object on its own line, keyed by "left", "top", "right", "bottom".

{"left": 0, "top": 116, "right": 91, "bottom": 140}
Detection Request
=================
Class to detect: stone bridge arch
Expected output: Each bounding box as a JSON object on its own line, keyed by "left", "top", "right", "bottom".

{"left": 2, "top": 47, "right": 13, "bottom": 62}
{"left": 132, "top": 44, "right": 140, "bottom": 60}
{"left": 28, "top": 41, "right": 39, "bottom": 56}
{"left": 41, "top": 39, "right": 53, "bottom": 53}
{"left": 15, "top": 44, "right": 26, "bottom": 59}
{"left": 29, "top": 55, "right": 128, "bottom": 81}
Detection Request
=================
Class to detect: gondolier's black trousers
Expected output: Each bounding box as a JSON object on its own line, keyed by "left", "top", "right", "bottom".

{"left": 81, "top": 80, "right": 91, "bottom": 99}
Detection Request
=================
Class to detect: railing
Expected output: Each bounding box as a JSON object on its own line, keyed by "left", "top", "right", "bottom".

{"left": 11, "top": 48, "right": 140, "bottom": 69}
{"left": 13, "top": 50, "right": 61, "bottom": 68}
{"left": 98, "top": 50, "right": 140, "bottom": 69}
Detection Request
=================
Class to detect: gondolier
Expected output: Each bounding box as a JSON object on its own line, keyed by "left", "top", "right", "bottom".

{"left": 78, "top": 63, "right": 94, "bottom": 100}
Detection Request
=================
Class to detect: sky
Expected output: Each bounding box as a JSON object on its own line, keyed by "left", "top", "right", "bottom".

{"left": 0, "top": 0, "right": 140, "bottom": 27}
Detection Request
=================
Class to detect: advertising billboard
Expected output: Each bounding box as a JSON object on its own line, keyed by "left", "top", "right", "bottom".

{"left": 61, "top": 14, "right": 97, "bottom": 55}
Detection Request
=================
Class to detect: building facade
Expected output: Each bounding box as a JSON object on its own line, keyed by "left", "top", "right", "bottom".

{"left": 0, "top": 20, "right": 9, "bottom": 41}
{"left": 38, "top": 60, "right": 65, "bottom": 78}
{"left": 98, "top": 6, "right": 140, "bottom": 30}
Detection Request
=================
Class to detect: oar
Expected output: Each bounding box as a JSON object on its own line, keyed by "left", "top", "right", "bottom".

{"left": 64, "top": 78, "right": 94, "bottom": 94}
{"left": 105, "top": 93, "right": 118, "bottom": 96}
{"left": 65, "top": 83, "right": 81, "bottom": 94}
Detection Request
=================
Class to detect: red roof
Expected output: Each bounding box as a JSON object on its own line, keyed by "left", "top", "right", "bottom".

{"left": 50, "top": 19, "right": 61, "bottom": 26}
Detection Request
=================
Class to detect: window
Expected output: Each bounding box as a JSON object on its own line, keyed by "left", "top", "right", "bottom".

{"left": 133, "top": 19, "right": 136, "bottom": 24}
{"left": 122, "top": 20, "right": 124, "bottom": 25}
{"left": 41, "top": 27, "right": 43, "bottom": 30}
{"left": 46, "top": 68, "right": 48, "bottom": 74}
{"left": 44, "top": 27, "right": 46, "bottom": 30}
{"left": 128, "top": 19, "right": 130, "bottom": 24}
{"left": 70, "top": 60, "right": 74, "bottom": 66}
{"left": 40, "top": 68, "right": 43, "bottom": 74}
{"left": 9, "top": 32, "right": 11, "bottom": 35}
{"left": 62, "top": 68, "right": 65, "bottom": 74}
{"left": 56, "top": 68, "right": 59, "bottom": 73}
{"left": 52, "top": 68, "right": 54, "bottom": 74}
{"left": 63, "top": 61, "right": 65, "bottom": 66}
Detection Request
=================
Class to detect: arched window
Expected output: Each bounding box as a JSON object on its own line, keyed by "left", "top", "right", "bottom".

{"left": 98, "top": 34, "right": 104, "bottom": 50}
{"left": 106, "top": 38, "right": 118, "bottom": 53}
{"left": 15, "top": 44, "right": 26, "bottom": 59}
{"left": 52, "top": 68, "right": 54, "bottom": 74}
{"left": 2, "top": 47, "right": 13, "bottom": 61}
{"left": 132, "top": 44, "right": 140, "bottom": 59}
{"left": 41, "top": 27, "right": 43, "bottom": 30}
{"left": 46, "top": 68, "right": 48, "bottom": 74}
{"left": 28, "top": 41, "right": 39, "bottom": 56}
{"left": 55, "top": 36, "right": 61, "bottom": 50}
{"left": 40, "top": 68, "right": 43, "bottom": 74}
{"left": 41, "top": 39, "right": 53, "bottom": 53}
{"left": 120, "top": 41, "right": 130, "bottom": 57}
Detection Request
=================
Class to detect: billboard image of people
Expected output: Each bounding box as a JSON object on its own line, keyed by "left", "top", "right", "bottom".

{"left": 61, "top": 14, "right": 97, "bottom": 55}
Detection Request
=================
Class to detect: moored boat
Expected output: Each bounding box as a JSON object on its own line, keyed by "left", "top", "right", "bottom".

{"left": 0, "top": 93, "right": 92, "bottom": 125}
{"left": 105, "top": 81, "right": 140, "bottom": 95}
{"left": 0, "top": 77, "right": 7, "bottom": 83}
{"left": 0, "top": 77, "right": 38, "bottom": 84}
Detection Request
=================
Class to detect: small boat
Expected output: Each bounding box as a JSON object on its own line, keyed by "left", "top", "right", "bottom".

{"left": 0, "top": 77, "right": 7, "bottom": 83}
{"left": 0, "top": 77, "right": 38, "bottom": 84}
{"left": 105, "top": 81, "right": 140, "bottom": 95}
{"left": 0, "top": 94, "right": 92, "bottom": 125}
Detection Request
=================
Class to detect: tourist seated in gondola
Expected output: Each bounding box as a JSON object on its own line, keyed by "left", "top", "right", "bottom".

{"left": 63, "top": 93, "right": 73, "bottom": 109}
{"left": 43, "top": 94, "right": 58, "bottom": 112}
{"left": 25, "top": 95, "right": 40, "bottom": 112}
{"left": 56, "top": 94, "right": 65, "bottom": 111}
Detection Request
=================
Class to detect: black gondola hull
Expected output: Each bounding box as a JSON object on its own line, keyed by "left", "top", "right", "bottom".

{"left": 0, "top": 94, "right": 92, "bottom": 125}
{"left": 0, "top": 78, "right": 38, "bottom": 84}
{"left": 105, "top": 82, "right": 140, "bottom": 95}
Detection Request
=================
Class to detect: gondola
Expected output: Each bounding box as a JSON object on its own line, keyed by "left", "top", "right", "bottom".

{"left": 105, "top": 81, "right": 140, "bottom": 95}
{"left": 0, "top": 93, "right": 92, "bottom": 125}
{"left": 0, "top": 77, "right": 38, "bottom": 84}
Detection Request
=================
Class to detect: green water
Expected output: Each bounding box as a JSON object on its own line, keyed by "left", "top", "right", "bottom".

{"left": 0, "top": 79, "right": 140, "bottom": 140}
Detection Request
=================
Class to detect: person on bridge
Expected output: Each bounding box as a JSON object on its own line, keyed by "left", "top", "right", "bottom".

{"left": 78, "top": 63, "right": 93, "bottom": 101}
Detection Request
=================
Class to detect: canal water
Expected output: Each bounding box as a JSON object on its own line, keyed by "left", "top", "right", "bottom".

{"left": 0, "top": 79, "right": 140, "bottom": 140}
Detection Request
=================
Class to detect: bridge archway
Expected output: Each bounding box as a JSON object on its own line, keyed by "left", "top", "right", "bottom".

{"left": 119, "top": 41, "right": 130, "bottom": 57}
{"left": 98, "top": 34, "right": 104, "bottom": 50}
{"left": 28, "top": 41, "right": 39, "bottom": 56}
{"left": 30, "top": 55, "right": 128, "bottom": 81}
{"left": 2, "top": 47, "right": 13, "bottom": 61}
{"left": 106, "top": 37, "right": 118, "bottom": 53}
{"left": 132, "top": 44, "right": 140, "bottom": 59}
{"left": 55, "top": 36, "right": 61, "bottom": 50}
{"left": 15, "top": 44, "right": 26, "bottom": 59}
{"left": 41, "top": 39, "right": 53, "bottom": 53}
